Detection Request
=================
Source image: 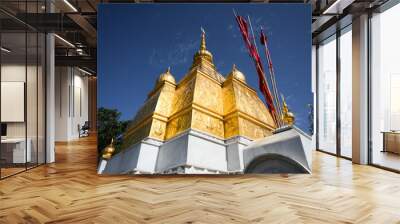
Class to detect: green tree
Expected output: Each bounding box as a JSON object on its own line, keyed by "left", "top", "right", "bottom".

{"left": 97, "top": 107, "right": 129, "bottom": 156}
{"left": 307, "top": 103, "right": 314, "bottom": 135}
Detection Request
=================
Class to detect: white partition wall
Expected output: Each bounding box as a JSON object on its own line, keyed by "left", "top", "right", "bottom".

{"left": 1, "top": 82, "right": 24, "bottom": 122}
{"left": 55, "top": 67, "right": 89, "bottom": 141}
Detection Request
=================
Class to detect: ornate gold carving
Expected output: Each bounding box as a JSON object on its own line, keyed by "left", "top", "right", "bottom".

{"left": 149, "top": 119, "right": 167, "bottom": 140}
{"left": 155, "top": 84, "right": 175, "bottom": 117}
{"left": 192, "top": 109, "right": 224, "bottom": 138}
{"left": 171, "top": 77, "right": 195, "bottom": 115}
{"left": 122, "top": 121, "right": 152, "bottom": 149}
{"left": 222, "top": 80, "right": 237, "bottom": 115}
{"left": 224, "top": 116, "right": 239, "bottom": 139}
{"left": 239, "top": 117, "right": 272, "bottom": 140}
{"left": 166, "top": 111, "right": 192, "bottom": 139}
{"left": 130, "top": 91, "right": 159, "bottom": 128}
{"left": 233, "top": 81, "right": 275, "bottom": 126}
{"left": 193, "top": 74, "right": 223, "bottom": 115}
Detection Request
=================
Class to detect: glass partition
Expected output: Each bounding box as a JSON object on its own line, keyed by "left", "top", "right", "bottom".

{"left": 317, "top": 35, "right": 337, "bottom": 154}
{"left": 1, "top": 30, "right": 28, "bottom": 177}
{"left": 370, "top": 3, "right": 400, "bottom": 171}
{"left": 0, "top": 1, "right": 46, "bottom": 179}
{"left": 339, "top": 27, "right": 352, "bottom": 158}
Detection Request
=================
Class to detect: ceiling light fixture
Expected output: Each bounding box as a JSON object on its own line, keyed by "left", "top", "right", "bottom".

{"left": 322, "top": 0, "right": 354, "bottom": 15}
{"left": 63, "top": 0, "right": 78, "bottom": 12}
{"left": 1, "top": 47, "right": 11, "bottom": 53}
{"left": 78, "top": 67, "right": 93, "bottom": 76}
{"left": 54, "top": 34, "right": 75, "bottom": 48}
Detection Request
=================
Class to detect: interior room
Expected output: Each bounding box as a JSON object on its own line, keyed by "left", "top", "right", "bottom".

{"left": 0, "top": 0, "right": 96, "bottom": 179}
{"left": 0, "top": 0, "right": 399, "bottom": 223}
{"left": 0, "top": 11, "right": 46, "bottom": 178}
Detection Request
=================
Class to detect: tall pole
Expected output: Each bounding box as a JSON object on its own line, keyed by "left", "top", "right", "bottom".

{"left": 234, "top": 12, "right": 280, "bottom": 127}
{"left": 248, "top": 16, "right": 281, "bottom": 127}
{"left": 261, "top": 28, "right": 284, "bottom": 127}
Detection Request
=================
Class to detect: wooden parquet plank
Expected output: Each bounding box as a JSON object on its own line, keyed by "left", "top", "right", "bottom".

{"left": 0, "top": 135, "right": 400, "bottom": 223}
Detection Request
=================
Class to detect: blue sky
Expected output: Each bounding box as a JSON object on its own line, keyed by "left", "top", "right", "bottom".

{"left": 98, "top": 3, "right": 312, "bottom": 132}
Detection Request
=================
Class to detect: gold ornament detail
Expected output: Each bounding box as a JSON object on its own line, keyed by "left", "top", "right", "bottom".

{"left": 191, "top": 28, "right": 216, "bottom": 72}
{"left": 157, "top": 67, "right": 176, "bottom": 85}
{"left": 102, "top": 138, "right": 115, "bottom": 160}
{"left": 281, "top": 95, "right": 295, "bottom": 126}
{"left": 227, "top": 64, "right": 246, "bottom": 83}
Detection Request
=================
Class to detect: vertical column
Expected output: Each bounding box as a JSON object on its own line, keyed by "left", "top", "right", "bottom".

{"left": 311, "top": 45, "right": 317, "bottom": 150}
{"left": 336, "top": 31, "right": 341, "bottom": 156}
{"left": 88, "top": 77, "right": 97, "bottom": 132}
{"left": 46, "top": 1, "right": 55, "bottom": 163}
{"left": 352, "top": 14, "right": 369, "bottom": 164}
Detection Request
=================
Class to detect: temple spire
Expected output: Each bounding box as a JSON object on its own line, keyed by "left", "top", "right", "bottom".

{"left": 200, "top": 27, "right": 206, "bottom": 51}
{"left": 191, "top": 27, "right": 214, "bottom": 69}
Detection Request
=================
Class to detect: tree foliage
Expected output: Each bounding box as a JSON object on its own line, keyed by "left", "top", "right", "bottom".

{"left": 308, "top": 103, "right": 314, "bottom": 135}
{"left": 97, "top": 107, "right": 129, "bottom": 155}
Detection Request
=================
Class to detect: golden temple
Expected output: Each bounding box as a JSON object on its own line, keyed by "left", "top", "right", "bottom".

{"left": 121, "top": 31, "right": 277, "bottom": 150}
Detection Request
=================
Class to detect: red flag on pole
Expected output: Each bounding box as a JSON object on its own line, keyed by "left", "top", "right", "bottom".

{"left": 260, "top": 30, "right": 267, "bottom": 45}
{"left": 234, "top": 14, "right": 278, "bottom": 125}
{"left": 260, "top": 28, "right": 284, "bottom": 126}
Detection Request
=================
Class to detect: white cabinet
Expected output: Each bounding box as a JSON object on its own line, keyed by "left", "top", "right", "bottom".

{"left": 1, "top": 138, "right": 32, "bottom": 163}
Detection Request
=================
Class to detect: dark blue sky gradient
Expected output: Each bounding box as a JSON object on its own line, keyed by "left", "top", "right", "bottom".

{"left": 98, "top": 4, "right": 312, "bottom": 132}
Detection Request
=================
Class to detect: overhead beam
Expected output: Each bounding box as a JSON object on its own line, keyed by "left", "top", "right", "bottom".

{"left": 67, "top": 13, "right": 97, "bottom": 46}
{"left": 323, "top": 0, "right": 356, "bottom": 14}
{"left": 55, "top": 55, "right": 96, "bottom": 72}
{"left": 6, "top": 13, "right": 84, "bottom": 32}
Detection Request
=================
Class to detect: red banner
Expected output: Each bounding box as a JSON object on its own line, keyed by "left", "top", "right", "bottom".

{"left": 235, "top": 15, "right": 278, "bottom": 125}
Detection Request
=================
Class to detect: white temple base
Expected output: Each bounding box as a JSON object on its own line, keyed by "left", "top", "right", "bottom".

{"left": 98, "top": 127, "right": 312, "bottom": 175}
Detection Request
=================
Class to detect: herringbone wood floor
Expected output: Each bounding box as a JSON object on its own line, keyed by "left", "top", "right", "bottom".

{"left": 1, "top": 135, "right": 400, "bottom": 224}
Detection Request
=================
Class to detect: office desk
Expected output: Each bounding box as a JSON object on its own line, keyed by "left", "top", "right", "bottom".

{"left": 382, "top": 131, "right": 400, "bottom": 154}
{"left": 1, "top": 138, "right": 31, "bottom": 163}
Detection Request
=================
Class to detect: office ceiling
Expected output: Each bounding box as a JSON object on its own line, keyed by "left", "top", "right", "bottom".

{"left": 0, "top": 0, "right": 394, "bottom": 74}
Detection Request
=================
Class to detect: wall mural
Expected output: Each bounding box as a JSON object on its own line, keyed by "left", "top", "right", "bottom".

{"left": 97, "top": 4, "right": 313, "bottom": 175}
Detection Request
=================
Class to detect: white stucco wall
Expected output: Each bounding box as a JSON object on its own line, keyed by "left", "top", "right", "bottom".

{"left": 55, "top": 67, "right": 89, "bottom": 141}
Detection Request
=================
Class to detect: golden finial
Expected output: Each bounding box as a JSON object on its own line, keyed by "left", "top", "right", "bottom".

{"left": 191, "top": 27, "right": 214, "bottom": 68}
{"left": 157, "top": 66, "right": 175, "bottom": 85}
{"left": 282, "top": 95, "right": 288, "bottom": 113}
{"left": 281, "top": 94, "right": 295, "bottom": 126}
{"left": 102, "top": 138, "right": 116, "bottom": 160}
{"left": 228, "top": 64, "right": 246, "bottom": 83}
{"left": 200, "top": 27, "right": 206, "bottom": 51}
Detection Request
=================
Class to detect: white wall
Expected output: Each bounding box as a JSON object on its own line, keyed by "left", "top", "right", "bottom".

{"left": 1, "top": 64, "right": 39, "bottom": 138}
{"left": 1, "top": 63, "right": 46, "bottom": 164}
{"left": 55, "top": 67, "right": 89, "bottom": 141}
